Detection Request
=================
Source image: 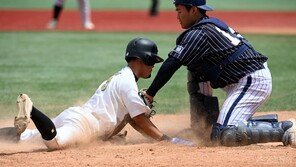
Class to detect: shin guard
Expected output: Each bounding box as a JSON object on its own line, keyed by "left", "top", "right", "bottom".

{"left": 220, "top": 120, "right": 293, "bottom": 147}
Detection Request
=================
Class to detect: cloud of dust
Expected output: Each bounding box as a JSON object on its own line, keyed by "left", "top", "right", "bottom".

{"left": 121, "top": 114, "right": 213, "bottom": 146}
{"left": 0, "top": 113, "right": 216, "bottom": 154}
{"left": 0, "top": 119, "right": 45, "bottom": 154}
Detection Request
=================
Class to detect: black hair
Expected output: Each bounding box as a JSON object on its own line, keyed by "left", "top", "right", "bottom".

{"left": 126, "top": 57, "right": 138, "bottom": 63}
{"left": 184, "top": 4, "right": 192, "bottom": 11}
{"left": 176, "top": 4, "right": 206, "bottom": 16}
{"left": 199, "top": 8, "right": 206, "bottom": 15}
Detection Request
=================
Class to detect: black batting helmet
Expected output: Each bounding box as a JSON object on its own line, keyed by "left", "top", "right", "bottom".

{"left": 125, "top": 37, "right": 163, "bottom": 66}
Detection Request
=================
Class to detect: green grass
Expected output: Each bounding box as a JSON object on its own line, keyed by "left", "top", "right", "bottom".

{"left": 0, "top": 32, "right": 295, "bottom": 119}
{"left": 0, "top": 0, "right": 295, "bottom": 11}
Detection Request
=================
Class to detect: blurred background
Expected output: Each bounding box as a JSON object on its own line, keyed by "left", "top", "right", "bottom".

{"left": 0, "top": 0, "right": 295, "bottom": 11}
{"left": 0, "top": 0, "right": 295, "bottom": 119}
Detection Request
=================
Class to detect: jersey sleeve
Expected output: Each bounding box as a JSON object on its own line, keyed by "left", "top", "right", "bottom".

{"left": 146, "top": 56, "right": 182, "bottom": 97}
{"left": 120, "top": 78, "right": 150, "bottom": 118}
{"left": 169, "top": 29, "right": 209, "bottom": 66}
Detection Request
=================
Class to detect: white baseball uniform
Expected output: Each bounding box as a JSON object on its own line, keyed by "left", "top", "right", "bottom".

{"left": 55, "top": 0, "right": 93, "bottom": 25}
{"left": 20, "top": 66, "right": 151, "bottom": 147}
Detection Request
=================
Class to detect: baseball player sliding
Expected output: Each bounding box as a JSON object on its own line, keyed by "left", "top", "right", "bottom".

{"left": 0, "top": 37, "right": 195, "bottom": 150}
{"left": 47, "top": 0, "right": 94, "bottom": 30}
{"left": 142, "top": 0, "right": 296, "bottom": 147}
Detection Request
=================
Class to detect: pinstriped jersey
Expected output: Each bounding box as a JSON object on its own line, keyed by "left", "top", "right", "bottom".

{"left": 169, "top": 16, "right": 268, "bottom": 88}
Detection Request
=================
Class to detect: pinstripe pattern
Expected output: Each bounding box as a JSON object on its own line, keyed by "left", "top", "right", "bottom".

{"left": 222, "top": 76, "right": 252, "bottom": 126}
{"left": 170, "top": 17, "right": 268, "bottom": 87}
{"left": 218, "top": 63, "right": 272, "bottom": 126}
{"left": 173, "top": 17, "right": 272, "bottom": 127}
{"left": 198, "top": 81, "right": 212, "bottom": 96}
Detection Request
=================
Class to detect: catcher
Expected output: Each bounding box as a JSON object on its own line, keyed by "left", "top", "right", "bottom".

{"left": 0, "top": 37, "right": 194, "bottom": 150}
{"left": 142, "top": 0, "right": 296, "bottom": 147}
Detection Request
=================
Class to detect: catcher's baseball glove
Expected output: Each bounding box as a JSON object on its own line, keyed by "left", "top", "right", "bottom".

{"left": 138, "top": 88, "right": 156, "bottom": 118}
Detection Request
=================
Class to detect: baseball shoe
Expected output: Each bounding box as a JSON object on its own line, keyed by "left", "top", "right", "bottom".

{"left": 283, "top": 118, "right": 296, "bottom": 147}
{"left": 47, "top": 20, "right": 57, "bottom": 30}
{"left": 83, "top": 22, "right": 95, "bottom": 30}
{"left": 14, "top": 94, "right": 33, "bottom": 135}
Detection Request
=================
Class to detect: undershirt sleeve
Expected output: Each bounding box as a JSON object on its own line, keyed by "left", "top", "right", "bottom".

{"left": 146, "top": 56, "right": 182, "bottom": 97}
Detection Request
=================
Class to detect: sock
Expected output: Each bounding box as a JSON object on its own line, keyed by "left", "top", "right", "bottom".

{"left": 30, "top": 106, "right": 57, "bottom": 140}
{"left": 53, "top": 5, "right": 63, "bottom": 20}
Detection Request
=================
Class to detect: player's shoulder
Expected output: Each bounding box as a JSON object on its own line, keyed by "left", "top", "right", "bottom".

{"left": 119, "top": 66, "right": 133, "bottom": 77}
{"left": 117, "top": 66, "right": 136, "bottom": 84}
{"left": 177, "top": 27, "right": 206, "bottom": 44}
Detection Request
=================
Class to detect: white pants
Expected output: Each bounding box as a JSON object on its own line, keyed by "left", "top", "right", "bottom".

{"left": 21, "top": 107, "right": 103, "bottom": 148}
{"left": 55, "top": 0, "right": 92, "bottom": 24}
{"left": 199, "top": 63, "right": 272, "bottom": 126}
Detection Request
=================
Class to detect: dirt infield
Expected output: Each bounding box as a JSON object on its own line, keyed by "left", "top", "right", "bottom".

{"left": 0, "top": 9, "right": 296, "bottom": 34}
{"left": 0, "top": 111, "right": 296, "bottom": 167}
{"left": 1, "top": 9, "right": 296, "bottom": 166}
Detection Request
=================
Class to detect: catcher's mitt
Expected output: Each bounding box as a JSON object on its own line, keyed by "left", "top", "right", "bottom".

{"left": 138, "top": 88, "right": 156, "bottom": 118}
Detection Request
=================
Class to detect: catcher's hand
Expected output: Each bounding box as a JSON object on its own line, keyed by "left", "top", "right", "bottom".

{"left": 139, "top": 88, "right": 156, "bottom": 118}
{"left": 140, "top": 89, "right": 153, "bottom": 103}
{"left": 138, "top": 88, "right": 153, "bottom": 108}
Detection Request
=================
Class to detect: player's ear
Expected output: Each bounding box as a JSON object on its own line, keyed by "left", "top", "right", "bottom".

{"left": 191, "top": 6, "right": 199, "bottom": 14}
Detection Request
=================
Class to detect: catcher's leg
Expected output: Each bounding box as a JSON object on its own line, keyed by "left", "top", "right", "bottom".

{"left": 187, "top": 71, "right": 219, "bottom": 130}
{"left": 218, "top": 63, "right": 272, "bottom": 127}
{"left": 211, "top": 114, "right": 294, "bottom": 147}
